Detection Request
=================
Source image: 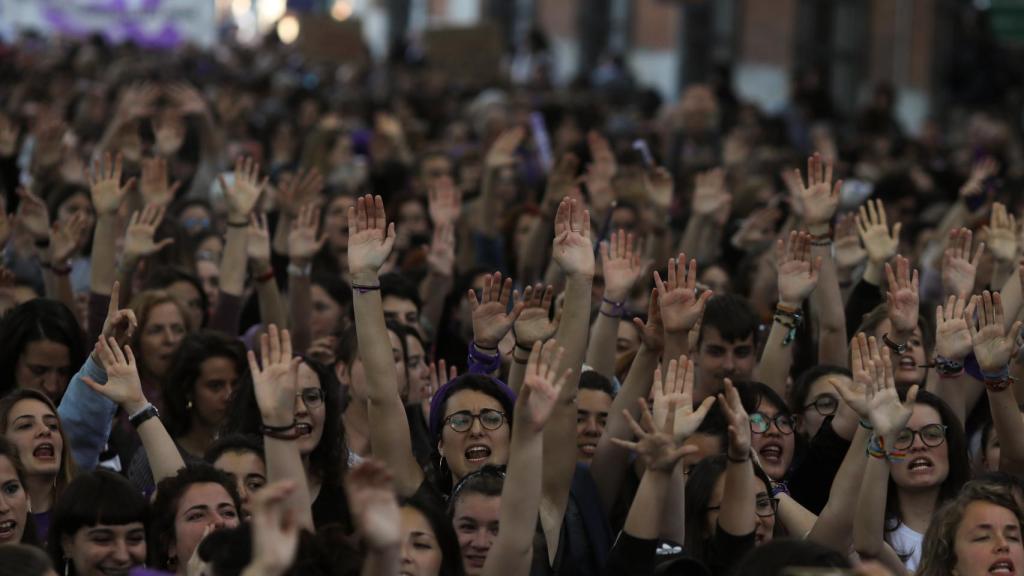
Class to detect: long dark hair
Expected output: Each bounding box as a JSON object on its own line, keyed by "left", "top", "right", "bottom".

{"left": 885, "top": 390, "right": 969, "bottom": 536}
{"left": 47, "top": 470, "right": 150, "bottom": 575}
{"left": 162, "top": 330, "right": 247, "bottom": 438}
{"left": 406, "top": 492, "right": 465, "bottom": 576}
{"left": 0, "top": 436, "right": 39, "bottom": 546}
{"left": 0, "top": 388, "right": 78, "bottom": 502}
{"left": 0, "top": 299, "right": 86, "bottom": 400}
{"left": 683, "top": 454, "right": 773, "bottom": 566}
{"left": 225, "top": 356, "right": 348, "bottom": 490}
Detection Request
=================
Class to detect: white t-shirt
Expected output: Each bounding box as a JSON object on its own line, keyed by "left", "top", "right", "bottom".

{"left": 887, "top": 523, "right": 924, "bottom": 571}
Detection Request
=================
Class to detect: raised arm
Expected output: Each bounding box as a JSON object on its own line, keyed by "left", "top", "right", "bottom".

{"left": 248, "top": 325, "right": 314, "bottom": 531}
{"left": 89, "top": 152, "right": 135, "bottom": 296}
{"left": 716, "top": 378, "right": 755, "bottom": 537}
{"left": 855, "top": 199, "right": 901, "bottom": 289}
{"left": 286, "top": 203, "right": 325, "bottom": 354}
{"left": 884, "top": 256, "right": 921, "bottom": 370}
{"left": 215, "top": 157, "right": 266, "bottom": 332}
{"left": 834, "top": 213, "right": 867, "bottom": 296}
{"left": 344, "top": 461, "right": 403, "bottom": 576}
{"left": 586, "top": 230, "right": 642, "bottom": 378}
{"left": 242, "top": 481, "right": 300, "bottom": 576}
{"left": 421, "top": 178, "right": 461, "bottom": 334}
{"left": 795, "top": 153, "right": 847, "bottom": 367}
{"left": 472, "top": 128, "right": 524, "bottom": 238}
{"left": 541, "top": 197, "right": 595, "bottom": 559}
{"left": 348, "top": 194, "right": 424, "bottom": 497}
{"left": 82, "top": 336, "right": 184, "bottom": 484}
{"left": 118, "top": 205, "right": 175, "bottom": 304}
{"left": 754, "top": 231, "right": 820, "bottom": 397}
{"left": 590, "top": 291, "right": 663, "bottom": 513}
{"left": 984, "top": 203, "right": 1019, "bottom": 294}
{"left": 968, "top": 291, "right": 1024, "bottom": 475}
{"left": 518, "top": 155, "right": 575, "bottom": 283}
{"left": 679, "top": 168, "right": 731, "bottom": 265}
{"left": 44, "top": 204, "right": 88, "bottom": 310}
{"left": 247, "top": 213, "right": 288, "bottom": 330}
{"left": 657, "top": 256, "right": 713, "bottom": 369}
{"left": 468, "top": 271, "right": 525, "bottom": 371}
{"left": 483, "top": 340, "right": 570, "bottom": 576}
{"left": 509, "top": 285, "right": 558, "bottom": 394}
{"left": 853, "top": 337, "right": 918, "bottom": 567}
{"left": 932, "top": 295, "right": 977, "bottom": 425}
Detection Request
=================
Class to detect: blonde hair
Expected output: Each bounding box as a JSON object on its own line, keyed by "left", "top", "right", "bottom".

{"left": 129, "top": 289, "right": 194, "bottom": 376}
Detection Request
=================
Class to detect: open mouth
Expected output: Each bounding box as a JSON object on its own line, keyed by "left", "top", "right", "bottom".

{"left": 96, "top": 567, "right": 133, "bottom": 576}
{"left": 33, "top": 443, "right": 55, "bottom": 460}
{"left": 898, "top": 356, "right": 917, "bottom": 370}
{"left": 464, "top": 553, "right": 487, "bottom": 568}
{"left": 465, "top": 445, "right": 491, "bottom": 463}
{"left": 759, "top": 443, "right": 783, "bottom": 464}
{"left": 0, "top": 520, "right": 17, "bottom": 540}
{"left": 990, "top": 560, "right": 1016, "bottom": 574}
{"left": 579, "top": 442, "right": 597, "bottom": 456}
{"left": 294, "top": 423, "right": 313, "bottom": 436}
{"left": 907, "top": 457, "right": 933, "bottom": 472}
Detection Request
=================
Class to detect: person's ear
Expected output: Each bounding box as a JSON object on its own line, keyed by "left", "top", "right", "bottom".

{"left": 334, "top": 361, "right": 350, "bottom": 386}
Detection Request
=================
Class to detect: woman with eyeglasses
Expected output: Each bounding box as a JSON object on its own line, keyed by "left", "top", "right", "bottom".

{"left": 683, "top": 379, "right": 776, "bottom": 576}
{"left": 788, "top": 365, "right": 852, "bottom": 439}
{"left": 735, "top": 382, "right": 798, "bottom": 483}
{"left": 850, "top": 335, "right": 969, "bottom": 574}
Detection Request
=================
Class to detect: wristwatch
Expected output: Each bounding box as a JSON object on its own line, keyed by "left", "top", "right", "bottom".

{"left": 129, "top": 403, "right": 159, "bottom": 428}
{"left": 882, "top": 333, "right": 907, "bottom": 355}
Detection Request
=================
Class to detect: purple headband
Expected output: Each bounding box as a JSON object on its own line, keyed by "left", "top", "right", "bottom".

{"left": 427, "top": 375, "right": 518, "bottom": 443}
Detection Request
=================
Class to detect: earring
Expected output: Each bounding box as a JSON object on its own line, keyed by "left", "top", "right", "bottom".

{"left": 186, "top": 399, "right": 193, "bottom": 410}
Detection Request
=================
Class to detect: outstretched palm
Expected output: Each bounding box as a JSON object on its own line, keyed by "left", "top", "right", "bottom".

{"left": 347, "top": 194, "right": 395, "bottom": 277}
{"left": 520, "top": 340, "right": 569, "bottom": 433}
{"left": 248, "top": 325, "right": 299, "bottom": 427}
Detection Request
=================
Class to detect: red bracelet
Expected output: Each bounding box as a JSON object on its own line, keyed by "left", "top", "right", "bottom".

{"left": 255, "top": 268, "right": 275, "bottom": 283}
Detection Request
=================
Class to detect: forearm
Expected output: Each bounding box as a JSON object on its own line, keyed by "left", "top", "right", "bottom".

{"left": 287, "top": 270, "right": 313, "bottom": 354}
{"left": 663, "top": 332, "right": 690, "bottom": 369}
{"left": 808, "top": 426, "right": 869, "bottom": 549}
{"left": 264, "top": 438, "right": 314, "bottom": 530}
{"left": 812, "top": 245, "right": 848, "bottom": 368}
{"left": 473, "top": 170, "right": 501, "bottom": 237}
{"left": 657, "top": 463, "right": 686, "bottom": 543}
{"left": 482, "top": 422, "right": 542, "bottom": 576}
{"left": 719, "top": 459, "right": 756, "bottom": 536}
{"left": 625, "top": 469, "right": 671, "bottom": 540}
{"left": 360, "top": 548, "right": 401, "bottom": 576}
{"left": 752, "top": 316, "right": 794, "bottom": 400}
{"left": 988, "top": 384, "right": 1024, "bottom": 474}
{"left": 931, "top": 373, "right": 973, "bottom": 426}
{"left": 253, "top": 264, "right": 288, "bottom": 330}
{"left": 776, "top": 494, "right": 816, "bottom": 538}
{"left": 220, "top": 227, "right": 248, "bottom": 297}
{"left": 1000, "top": 264, "right": 1022, "bottom": 330}
{"left": 853, "top": 451, "right": 891, "bottom": 559}
{"left": 679, "top": 217, "right": 709, "bottom": 265}
{"left": 418, "top": 271, "right": 452, "bottom": 338}
{"left": 136, "top": 415, "right": 186, "bottom": 484}
{"left": 519, "top": 214, "right": 554, "bottom": 283}
{"left": 57, "top": 356, "right": 117, "bottom": 471}
{"left": 90, "top": 214, "right": 119, "bottom": 294}
{"left": 584, "top": 309, "right": 620, "bottom": 379}
{"left": 272, "top": 216, "right": 292, "bottom": 256}
{"left": 590, "top": 345, "right": 658, "bottom": 512}
{"left": 508, "top": 354, "right": 527, "bottom": 395}
{"left": 43, "top": 268, "right": 75, "bottom": 312}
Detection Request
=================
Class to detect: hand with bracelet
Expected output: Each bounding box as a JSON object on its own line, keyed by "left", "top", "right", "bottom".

{"left": 884, "top": 255, "right": 920, "bottom": 345}
{"left": 718, "top": 378, "right": 751, "bottom": 463}
{"left": 248, "top": 324, "right": 302, "bottom": 434}
{"left": 599, "top": 229, "right": 643, "bottom": 317}
{"left": 967, "top": 290, "right": 1023, "bottom": 391}
{"left": 468, "top": 271, "right": 525, "bottom": 352}
{"left": 935, "top": 295, "right": 972, "bottom": 376}
{"left": 346, "top": 194, "right": 395, "bottom": 289}
{"left": 776, "top": 230, "right": 822, "bottom": 311}
{"left": 941, "top": 227, "right": 983, "bottom": 300}
{"left": 82, "top": 336, "right": 150, "bottom": 417}
{"left": 793, "top": 152, "right": 842, "bottom": 235}
{"left": 247, "top": 212, "right": 274, "bottom": 278}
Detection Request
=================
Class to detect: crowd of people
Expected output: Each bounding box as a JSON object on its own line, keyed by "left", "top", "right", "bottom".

{"left": 0, "top": 21, "right": 1022, "bottom": 576}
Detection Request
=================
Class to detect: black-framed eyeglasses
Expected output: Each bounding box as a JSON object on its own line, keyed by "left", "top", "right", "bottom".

{"left": 893, "top": 423, "right": 947, "bottom": 450}
{"left": 443, "top": 409, "right": 507, "bottom": 433}
{"left": 450, "top": 465, "right": 507, "bottom": 500}
{"left": 802, "top": 395, "right": 839, "bottom": 417}
{"left": 707, "top": 497, "right": 779, "bottom": 518}
{"left": 749, "top": 412, "right": 795, "bottom": 435}
{"left": 297, "top": 388, "right": 324, "bottom": 408}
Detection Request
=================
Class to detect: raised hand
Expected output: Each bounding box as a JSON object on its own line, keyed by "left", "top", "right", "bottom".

{"left": 31, "top": 109, "right": 66, "bottom": 168}
{"left": 731, "top": 204, "right": 782, "bottom": 251}
{"left": 692, "top": 168, "right": 732, "bottom": 223}
{"left": 600, "top": 229, "right": 643, "bottom": 303}
{"left": 776, "top": 231, "right": 822, "bottom": 308}
{"left": 152, "top": 111, "right": 185, "bottom": 157}
{"left": 166, "top": 82, "right": 208, "bottom": 116}
{"left": 718, "top": 378, "right": 751, "bottom": 460}
{"left": 82, "top": 337, "right": 148, "bottom": 414}
{"left": 831, "top": 333, "right": 874, "bottom": 421}
{"left": 513, "top": 284, "right": 558, "bottom": 348}
{"left": 856, "top": 198, "right": 900, "bottom": 264}
{"left": 793, "top": 152, "right": 842, "bottom": 227}
{"left": 422, "top": 360, "right": 457, "bottom": 421}
{"left": 485, "top": 127, "right": 525, "bottom": 170}
{"left": 247, "top": 325, "right": 300, "bottom": 428}
{"left": 49, "top": 211, "right": 90, "bottom": 262}
{"left": 935, "top": 295, "right": 972, "bottom": 362}
{"left": 427, "top": 176, "right": 462, "bottom": 227}
{"left": 941, "top": 228, "right": 983, "bottom": 299}
{"left": 612, "top": 397, "right": 697, "bottom": 472}
{"left": 645, "top": 166, "right": 674, "bottom": 210}
{"left": 861, "top": 339, "right": 917, "bottom": 437}
{"left": 655, "top": 254, "right": 713, "bottom": 335}
{"left": 123, "top": 205, "right": 174, "bottom": 263}
{"left": 89, "top": 152, "right": 134, "bottom": 216}
{"left": 885, "top": 255, "right": 919, "bottom": 335}
{"left": 551, "top": 197, "right": 595, "bottom": 277}
{"left": 139, "top": 157, "right": 181, "bottom": 208}
{"left": 834, "top": 213, "right": 867, "bottom": 271}
{"left": 967, "top": 291, "right": 1023, "bottom": 373}
{"left": 543, "top": 155, "right": 580, "bottom": 217}
{"left": 426, "top": 223, "right": 455, "bottom": 278}
{"left": 277, "top": 168, "right": 324, "bottom": 219}
{"left": 14, "top": 187, "right": 50, "bottom": 241}
{"left": 346, "top": 194, "right": 395, "bottom": 280}
{"left": 288, "top": 203, "right": 325, "bottom": 264}
{"left": 469, "top": 272, "right": 525, "bottom": 349}
{"left": 651, "top": 355, "right": 716, "bottom": 441}
{"left": 345, "top": 460, "right": 401, "bottom": 551}
{"left": 248, "top": 481, "right": 300, "bottom": 574}
{"left": 983, "top": 202, "right": 1018, "bottom": 264}
{"left": 115, "top": 82, "right": 159, "bottom": 122}
{"left": 960, "top": 157, "right": 999, "bottom": 201}
{"left": 519, "top": 340, "right": 571, "bottom": 433}
{"left": 220, "top": 157, "right": 267, "bottom": 223}
{"left": 97, "top": 282, "right": 138, "bottom": 352}
{"left": 633, "top": 289, "right": 666, "bottom": 352}
{"left": 247, "top": 212, "right": 272, "bottom": 267}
